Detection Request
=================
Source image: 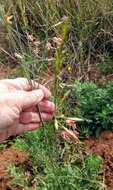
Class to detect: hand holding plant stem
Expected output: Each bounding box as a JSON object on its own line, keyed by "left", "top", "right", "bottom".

{"left": 15, "top": 53, "right": 53, "bottom": 137}
{"left": 29, "top": 80, "right": 45, "bottom": 129}
{"left": 0, "top": 77, "right": 55, "bottom": 142}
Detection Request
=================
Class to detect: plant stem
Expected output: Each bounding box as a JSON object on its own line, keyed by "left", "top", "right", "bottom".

{"left": 28, "top": 78, "right": 45, "bottom": 136}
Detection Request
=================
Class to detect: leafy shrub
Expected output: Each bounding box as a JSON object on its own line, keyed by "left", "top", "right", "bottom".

{"left": 68, "top": 82, "right": 113, "bottom": 135}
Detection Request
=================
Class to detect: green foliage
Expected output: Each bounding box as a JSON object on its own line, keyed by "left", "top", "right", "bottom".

{"left": 68, "top": 82, "right": 113, "bottom": 135}
{"left": 8, "top": 164, "right": 28, "bottom": 188}
{"left": 13, "top": 124, "right": 104, "bottom": 190}
{"left": 37, "top": 158, "right": 103, "bottom": 190}
{"left": 98, "top": 53, "right": 113, "bottom": 75}
{"left": 84, "top": 155, "right": 103, "bottom": 180}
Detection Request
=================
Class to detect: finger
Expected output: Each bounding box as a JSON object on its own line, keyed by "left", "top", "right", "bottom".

{"left": 24, "top": 101, "right": 55, "bottom": 113}
{"left": 16, "top": 123, "right": 40, "bottom": 134}
{"left": 23, "top": 106, "right": 37, "bottom": 112}
{"left": 39, "top": 100, "right": 55, "bottom": 113}
{"left": 7, "top": 123, "right": 40, "bottom": 137}
{"left": 5, "top": 89, "right": 44, "bottom": 110}
{"left": 1, "top": 78, "right": 51, "bottom": 98}
{"left": 20, "top": 112, "right": 54, "bottom": 124}
{"left": 0, "top": 123, "right": 40, "bottom": 143}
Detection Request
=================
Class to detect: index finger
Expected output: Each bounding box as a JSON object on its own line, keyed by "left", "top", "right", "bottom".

{"left": 1, "top": 78, "right": 51, "bottom": 99}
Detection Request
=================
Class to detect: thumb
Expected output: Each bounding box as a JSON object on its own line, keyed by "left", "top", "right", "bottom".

{"left": 7, "top": 89, "right": 44, "bottom": 110}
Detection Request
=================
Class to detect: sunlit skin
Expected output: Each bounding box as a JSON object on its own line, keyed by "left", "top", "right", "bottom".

{"left": 0, "top": 78, "right": 55, "bottom": 142}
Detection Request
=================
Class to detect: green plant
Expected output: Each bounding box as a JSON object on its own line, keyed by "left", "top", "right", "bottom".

{"left": 13, "top": 122, "right": 104, "bottom": 190}
{"left": 8, "top": 164, "right": 29, "bottom": 188}
{"left": 67, "top": 82, "right": 113, "bottom": 136}
{"left": 98, "top": 53, "right": 113, "bottom": 75}
{"left": 41, "top": 156, "right": 103, "bottom": 190}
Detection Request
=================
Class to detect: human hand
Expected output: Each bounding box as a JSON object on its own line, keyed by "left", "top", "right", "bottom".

{"left": 0, "top": 78, "right": 55, "bottom": 142}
